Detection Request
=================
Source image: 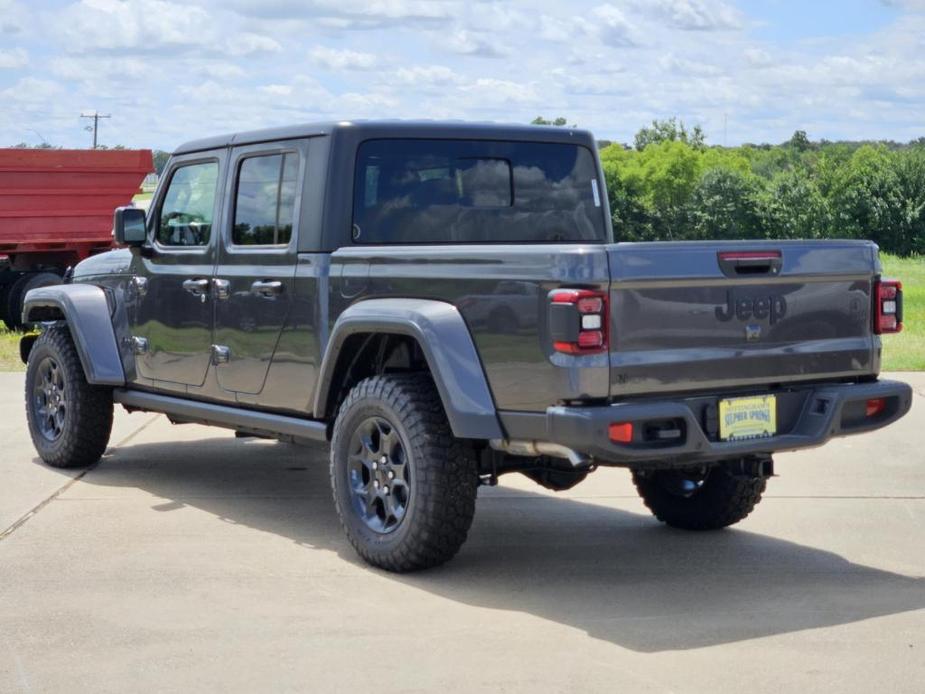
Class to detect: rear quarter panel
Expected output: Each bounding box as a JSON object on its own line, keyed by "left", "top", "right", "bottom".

{"left": 329, "top": 245, "right": 610, "bottom": 411}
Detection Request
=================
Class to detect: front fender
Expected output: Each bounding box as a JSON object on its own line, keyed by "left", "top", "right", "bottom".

{"left": 22, "top": 284, "right": 125, "bottom": 386}
{"left": 315, "top": 298, "right": 503, "bottom": 440}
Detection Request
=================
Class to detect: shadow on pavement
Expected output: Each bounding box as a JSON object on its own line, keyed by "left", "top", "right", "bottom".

{"left": 75, "top": 435, "right": 925, "bottom": 653}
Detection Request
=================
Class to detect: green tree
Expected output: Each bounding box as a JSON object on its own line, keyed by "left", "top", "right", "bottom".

{"left": 691, "top": 168, "right": 763, "bottom": 240}
{"left": 634, "top": 118, "right": 706, "bottom": 151}
{"left": 9, "top": 142, "right": 61, "bottom": 149}
{"left": 600, "top": 148, "right": 654, "bottom": 241}
{"left": 787, "top": 130, "right": 814, "bottom": 152}
{"left": 757, "top": 169, "right": 830, "bottom": 239}
{"left": 530, "top": 116, "right": 575, "bottom": 127}
{"left": 153, "top": 150, "right": 171, "bottom": 175}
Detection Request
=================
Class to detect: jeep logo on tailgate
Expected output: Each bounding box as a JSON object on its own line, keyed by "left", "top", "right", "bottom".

{"left": 715, "top": 289, "right": 787, "bottom": 324}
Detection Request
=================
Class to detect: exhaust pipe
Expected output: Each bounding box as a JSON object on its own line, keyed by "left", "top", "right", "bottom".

{"left": 490, "top": 439, "right": 590, "bottom": 467}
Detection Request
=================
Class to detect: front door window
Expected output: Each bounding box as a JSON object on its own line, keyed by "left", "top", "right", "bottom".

{"left": 156, "top": 162, "right": 218, "bottom": 247}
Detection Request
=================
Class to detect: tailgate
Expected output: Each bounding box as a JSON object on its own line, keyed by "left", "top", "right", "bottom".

{"left": 607, "top": 240, "right": 880, "bottom": 396}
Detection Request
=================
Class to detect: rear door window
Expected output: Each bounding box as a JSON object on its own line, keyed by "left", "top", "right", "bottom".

{"left": 232, "top": 152, "right": 299, "bottom": 246}
{"left": 352, "top": 139, "right": 606, "bottom": 244}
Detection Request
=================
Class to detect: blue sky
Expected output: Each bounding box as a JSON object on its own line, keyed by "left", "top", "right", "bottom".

{"left": 1, "top": 0, "right": 924, "bottom": 150}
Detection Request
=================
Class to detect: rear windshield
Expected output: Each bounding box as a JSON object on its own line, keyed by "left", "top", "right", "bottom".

{"left": 352, "top": 139, "right": 607, "bottom": 244}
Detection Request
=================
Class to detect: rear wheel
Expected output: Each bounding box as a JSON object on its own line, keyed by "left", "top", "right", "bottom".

{"left": 632, "top": 461, "right": 768, "bottom": 530}
{"left": 330, "top": 373, "right": 479, "bottom": 572}
{"left": 25, "top": 326, "right": 113, "bottom": 468}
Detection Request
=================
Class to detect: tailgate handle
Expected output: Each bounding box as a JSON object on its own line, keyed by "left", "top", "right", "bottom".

{"left": 718, "top": 251, "right": 782, "bottom": 277}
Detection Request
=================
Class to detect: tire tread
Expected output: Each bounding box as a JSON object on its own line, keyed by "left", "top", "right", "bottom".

{"left": 330, "top": 373, "right": 478, "bottom": 572}
{"left": 25, "top": 326, "right": 113, "bottom": 468}
{"left": 632, "top": 465, "right": 766, "bottom": 530}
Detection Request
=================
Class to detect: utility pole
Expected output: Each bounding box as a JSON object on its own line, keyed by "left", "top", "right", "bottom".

{"left": 80, "top": 111, "right": 111, "bottom": 149}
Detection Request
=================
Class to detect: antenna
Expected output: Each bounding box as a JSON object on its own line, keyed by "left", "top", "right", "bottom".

{"left": 79, "top": 111, "right": 111, "bottom": 149}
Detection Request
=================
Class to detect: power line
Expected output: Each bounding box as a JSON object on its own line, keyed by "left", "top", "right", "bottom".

{"left": 79, "top": 111, "right": 111, "bottom": 149}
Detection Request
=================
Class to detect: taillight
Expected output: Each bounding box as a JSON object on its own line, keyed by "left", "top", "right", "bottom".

{"left": 549, "top": 288, "right": 608, "bottom": 355}
{"left": 874, "top": 279, "right": 903, "bottom": 334}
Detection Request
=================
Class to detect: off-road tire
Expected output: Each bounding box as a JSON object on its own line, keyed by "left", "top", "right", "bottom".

{"left": 6, "top": 272, "right": 61, "bottom": 331}
{"left": 330, "top": 373, "right": 479, "bottom": 572}
{"left": 632, "top": 464, "right": 766, "bottom": 530}
{"left": 25, "top": 326, "right": 113, "bottom": 468}
{"left": 0, "top": 281, "right": 10, "bottom": 326}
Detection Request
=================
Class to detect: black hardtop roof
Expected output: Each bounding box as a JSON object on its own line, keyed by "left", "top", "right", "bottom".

{"left": 173, "top": 120, "right": 597, "bottom": 155}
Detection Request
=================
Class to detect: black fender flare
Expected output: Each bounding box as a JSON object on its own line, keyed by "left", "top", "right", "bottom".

{"left": 314, "top": 298, "right": 503, "bottom": 440}
{"left": 22, "top": 284, "right": 125, "bottom": 386}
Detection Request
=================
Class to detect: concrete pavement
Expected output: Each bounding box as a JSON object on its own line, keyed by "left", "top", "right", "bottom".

{"left": 1, "top": 372, "right": 923, "bottom": 693}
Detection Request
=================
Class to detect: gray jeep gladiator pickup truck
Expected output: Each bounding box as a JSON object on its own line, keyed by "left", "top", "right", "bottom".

{"left": 21, "top": 121, "right": 912, "bottom": 572}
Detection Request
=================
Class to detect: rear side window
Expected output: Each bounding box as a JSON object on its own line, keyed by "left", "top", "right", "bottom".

{"left": 156, "top": 161, "right": 219, "bottom": 247}
{"left": 233, "top": 153, "right": 299, "bottom": 246}
{"left": 352, "top": 139, "right": 607, "bottom": 244}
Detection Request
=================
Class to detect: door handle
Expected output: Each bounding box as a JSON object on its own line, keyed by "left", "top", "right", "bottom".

{"left": 212, "top": 278, "right": 231, "bottom": 300}
{"left": 182, "top": 278, "right": 210, "bottom": 297}
{"left": 130, "top": 276, "right": 148, "bottom": 297}
{"left": 251, "top": 280, "right": 283, "bottom": 298}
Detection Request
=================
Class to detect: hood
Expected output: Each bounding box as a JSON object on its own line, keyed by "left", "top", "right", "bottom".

{"left": 72, "top": 248, "right": 133, "bottom": 279}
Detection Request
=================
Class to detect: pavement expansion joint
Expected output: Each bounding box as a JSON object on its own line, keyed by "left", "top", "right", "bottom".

{"left": 0, "top": 413, "right": 160, "bottom": 542}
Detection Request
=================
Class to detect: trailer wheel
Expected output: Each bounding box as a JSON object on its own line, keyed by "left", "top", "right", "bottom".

{"left": 0, "top": 282, "right": 10, "bottom": 327}
{"left": 5, "top": 272, "right": 61, "bottom": 331}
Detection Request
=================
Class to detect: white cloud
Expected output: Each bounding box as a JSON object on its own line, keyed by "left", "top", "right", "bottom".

{"left": 54, "top": 0, "right": 216, "bottom": 52}
{"left": 197, "top": 62, "right": 248, "bottom": 79}
{"left": 635, "top": 0, "right": 742, "bottom": 31}
{"left": 4, "top": 0, "right": 925, "bottom": 149}
{"left": 1, "top": 77, "right": 64, "bottom": 104}
{"left": 538, "top": 6, "right": 636, "bottom": 47}
{"left": 225, "top": 32, "right": 283, "bottom": 56}
{"left": 460, "top": 78, "right": 539, "bottom": 105}
{"left": 224, "top": 0, "right": 456, "bottom": 28}
{"left": 393, "top": 65, "right": 461, "bottom": 85}
{"left": 744, "top": 48, "right": 773, "bottom": 68}
{"left": 311, "top": 46, "right": 379, "bottom": 70}
{"left": 0, "top": 47, "right": 27, "bottom": 68}
{"left": 659, "top": 53, "right": 723, "bottom": 76}
{"left": 591, "top": 4, "right": 637, "bottom": 45}
{"left": 49, "top": 55, "right": 148, "bottom": 82}
{"left": 260, "top": 84, "right": 293, "bottom": 97}
{"left": 443, "top": 29, "right": 509, "bottom": 57}
{"left": 0, "top": 0, "right": 30, "bottom": 35}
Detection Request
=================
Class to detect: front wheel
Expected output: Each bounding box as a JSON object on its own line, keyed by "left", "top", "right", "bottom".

{"left": 632, "top": 461, "right": 768, "bottom": 530}
{"left": 25, "top": 326, "right": 113, "bottom": 468}
{"left": 330, "top": 374, "right": 479, "bottom": 572}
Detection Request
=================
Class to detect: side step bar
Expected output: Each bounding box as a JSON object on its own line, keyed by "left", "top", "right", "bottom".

{"left": 112, "top": 389, "right": 328, "bottom": 443}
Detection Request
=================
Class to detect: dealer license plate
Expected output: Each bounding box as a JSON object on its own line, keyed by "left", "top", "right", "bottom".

{"left": 719, "top": 395, "right": 777, "bottom": 441}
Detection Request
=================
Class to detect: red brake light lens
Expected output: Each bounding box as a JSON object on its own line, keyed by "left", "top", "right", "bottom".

{"left": 577, "top": 330, "right": 604, "bottom": 349}
{"left": 576, "top": 296, "right": 603, "bottom": 314}
{"left": 874, "top": 279, "right": 903, "bottom": 334}
{"left": 549, "top": 288, "right": 608, "bottom": 355}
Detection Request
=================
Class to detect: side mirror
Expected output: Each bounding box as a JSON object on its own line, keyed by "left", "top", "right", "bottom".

{"left": 113, "top": 206, "right": 147, "bottom": 247}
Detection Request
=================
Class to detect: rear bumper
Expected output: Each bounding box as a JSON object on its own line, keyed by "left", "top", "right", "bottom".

{"left": 502, "top": 380, "right": 913, "bottom": 468}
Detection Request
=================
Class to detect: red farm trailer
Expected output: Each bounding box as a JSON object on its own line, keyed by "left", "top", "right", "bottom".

{"left": 0, "top": 148, "right": 153, "bottom": 329}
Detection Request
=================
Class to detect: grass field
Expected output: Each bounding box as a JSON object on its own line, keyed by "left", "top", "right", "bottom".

{"left": 880, "top": 254, "right": 924, "bottom": 370}
{"left": 0, "top": 254, "right": 921, "bottom": 371}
